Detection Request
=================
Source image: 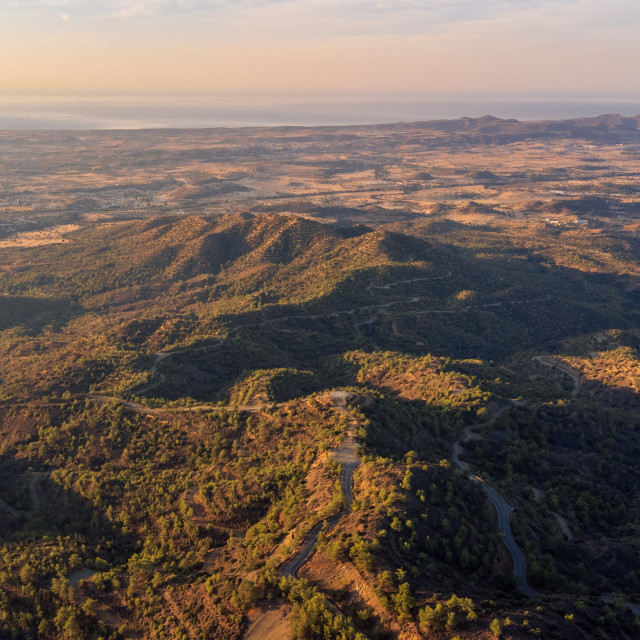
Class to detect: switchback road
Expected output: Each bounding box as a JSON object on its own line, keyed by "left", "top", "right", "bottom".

{"left": 279, "top": 391, "right": 361, "bottom": 578}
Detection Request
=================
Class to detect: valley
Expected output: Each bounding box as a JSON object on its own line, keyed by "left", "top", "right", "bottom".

{"left": 0, "top": 114, "right": 640, "bottom": 639}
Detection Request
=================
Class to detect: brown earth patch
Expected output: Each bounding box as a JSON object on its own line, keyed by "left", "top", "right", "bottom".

{"left": 0, "top": 224, "right": 81, "bottom": 248}
{"left": 243, "top": 602, "right": 292, "bottom": 640}
{"left": 299, "top": 553, "right": 405, "bottom": 638}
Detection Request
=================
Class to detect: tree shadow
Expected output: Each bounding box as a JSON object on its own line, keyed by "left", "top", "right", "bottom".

{"left": 0, "top": 453, "right": 133, "bottom": 559}
{"left": 137, "top": 237, "right": 640, "bottom": 402}
{"left": 455, "top": 370, "right": 640, "bottom": 597}
{"left": 0, "top": 294, "right": 84, "bottom": 333}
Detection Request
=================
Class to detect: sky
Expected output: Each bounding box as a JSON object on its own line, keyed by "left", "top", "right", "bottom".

{"left": 0, "top": 0, "right": 638, "bottom": 94}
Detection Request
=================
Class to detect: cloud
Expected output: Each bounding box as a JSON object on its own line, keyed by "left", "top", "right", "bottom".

{"left": 18, "top": 0, "right": 72, "bottom": 5}
{"left": 110, "top": 0, "right": 199, "bottom": 18}
{"left": 7, "top": 0, "right": 637, "bottom": 37}
{"left": 3, "top": 0, "right": 639, "bottom": 95}
{"left": 111, "top": 0, "right": 170, "bottom": 18}
{"left": 56, "top": 0, "right": 533, "bottom": 26}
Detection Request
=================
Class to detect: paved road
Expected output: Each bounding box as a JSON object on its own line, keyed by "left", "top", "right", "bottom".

{"left": 472, "top": 477, "right": 541, "bottom": 598}
{"left": 279, "top": 392, "right": 361, "bottom": 578}
{"left": 601, "top": 597, "right": 640, "bottom": 617}
{"left": 279, "top": 461, "right": 359, "bottom": 578}
{"left": 340, "top": 462, "right": 359, "bottom": 509}
{"left": 452, "top": 404, "right": 511, "bottom": 471}
{"left": 80, "top": 283, "right": 636, "bottom": 610}
{"left": 534, "top": 355, "right": 580, "bottom": 396}
{"left": 452, "top": 404, "right": 540, "bottom": 597}
{"left": 454, "top": 395, "right": 640, "bottom": 613}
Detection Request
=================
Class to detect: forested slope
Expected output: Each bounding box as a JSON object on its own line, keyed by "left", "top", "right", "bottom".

{"left": 0, "top": 210, "right": 639, "bottom": 639}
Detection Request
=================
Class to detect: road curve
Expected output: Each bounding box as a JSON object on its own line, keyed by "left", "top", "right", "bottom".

{"left": 452, "top": 404, "right": 512, "bottom": 472}
{"left": 452, "top": 404, "right": 540, "bottom": 597}
{"left": 472, "top": 477, "right": 541, "bottom": 598}
{"left": 0, "top": 472, "right": 45, "bottom": 521}
{"left": 279, "top": 392, "right": 361, "bottom": 578}
{"left": 454, "top": 402, "right": 640, "bottom": 613}
{"left": 601, "top": 597, "right": 640, "bottom": 617}
{"left": 279, "top": 461, "right": 360, "bottom": 578}
{"left": 534, "top": 355, "right": 580, "bottom": 396}
{"left": 88, "top": 270, "right": 547, "bottom": 413}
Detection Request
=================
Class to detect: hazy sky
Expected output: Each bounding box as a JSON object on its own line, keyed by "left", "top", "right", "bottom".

{"left": 1, "top": 0, "right": 638, "bottom": 93}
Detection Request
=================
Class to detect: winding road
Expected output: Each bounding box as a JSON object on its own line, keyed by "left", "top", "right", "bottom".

{"left": 88, "top": 271, "right": 454, "bottom": 406}
{"left": 452, "top": 404, "right": 511, "bottom": 472}
{"left": 131, "top": 340, "right": 225, "bottom": 396}
{"left": 85, "top": 269, "right": 458, "bottom": 410}
{"left": 89, "top": 268, "right": 553, "bottom": 413}
{"left": 279, "top": 391, "right": 361, "bottom": 578}
{"left": 0, "top": 471, "right": 45, "bottom": 521}
{"left": 472, "top": 476, "right": 541, "bottom": 598}
{"left": 601, "top": 597, "right": 640, "bottom": 617}
{"left": 453, "top": 385, "right": 639, "bottom": 614}
{"left": 77, "top": 271, "right": 640, "bottom": 616}
{"left": 451, "top": 404, "right": 541, "bottom": 597}
{"left": 534, "top": 355, "right": 581, "bottom": 396}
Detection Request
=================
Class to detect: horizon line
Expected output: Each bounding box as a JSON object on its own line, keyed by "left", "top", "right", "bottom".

{"left": 2, "top": 111, "right": 640, "bottom": 134}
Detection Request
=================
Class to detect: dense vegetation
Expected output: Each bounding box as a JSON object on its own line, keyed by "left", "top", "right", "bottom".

{"left": 1, "top": 117, "right": 640, "bottom": 638}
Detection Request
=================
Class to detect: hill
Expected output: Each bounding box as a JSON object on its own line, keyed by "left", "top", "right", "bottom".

{"left": 1, "top": 116, "right": 640, "bottom": 639}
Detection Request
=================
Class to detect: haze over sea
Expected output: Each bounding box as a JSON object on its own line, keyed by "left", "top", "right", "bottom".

{"left": 1, "top": 94, "right": 640, "bottom": 130}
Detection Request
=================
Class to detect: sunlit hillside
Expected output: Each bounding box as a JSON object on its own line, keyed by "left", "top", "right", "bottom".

{"left": 1, "top": 118, "right": 640, "bottom": 639}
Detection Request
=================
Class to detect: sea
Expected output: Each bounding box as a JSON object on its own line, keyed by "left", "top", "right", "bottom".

{"left": 0, "top": 94, "right": 639, "bottom": 130}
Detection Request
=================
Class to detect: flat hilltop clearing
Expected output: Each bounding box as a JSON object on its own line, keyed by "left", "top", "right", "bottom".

{"left": 0, "top": 115, "right": 639, "bottom": 639}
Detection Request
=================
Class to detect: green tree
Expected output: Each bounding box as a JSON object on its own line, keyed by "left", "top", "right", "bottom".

{"left": 393, "top": 582, "right": 415, "bottom": 621}
{"left": 419, "top": 603, "right": 446, "bottom": 631}
{"left": 231, "top": 579, "right": 258, "bottom": 612}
